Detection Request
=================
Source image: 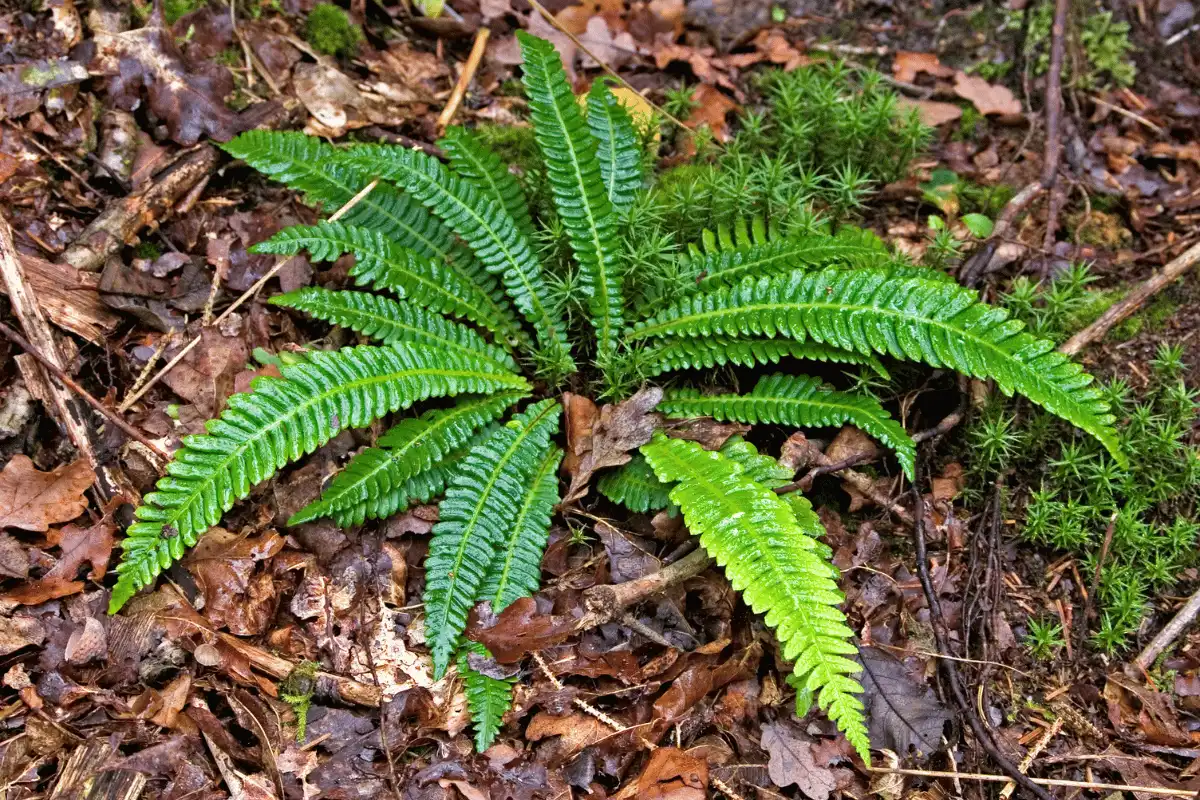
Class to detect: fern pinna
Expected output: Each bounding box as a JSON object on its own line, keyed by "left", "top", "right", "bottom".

{"left": 110, "top": 32, "right": 1122, "bottom": 759}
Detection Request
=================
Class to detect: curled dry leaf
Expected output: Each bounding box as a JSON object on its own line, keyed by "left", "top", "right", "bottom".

{"left": 892, "top": 52, "right": 955, "bottom": 83}
{"left": 564, "top": 386, "right": 662, "bottom": 502}
{"left": 761, "top": 721, "right": 838, "bottom": 800}
{"left": 3, "top": 519, "right": 115, "bottom": 606}
{"left": 0, "top": 455, "right": 93, "bottom": 532}
{"left": 952, "top": 72, "right": 1022, "bottom": 117}
{"left": 635, "top": 747, "right": 708, "bottom": 800}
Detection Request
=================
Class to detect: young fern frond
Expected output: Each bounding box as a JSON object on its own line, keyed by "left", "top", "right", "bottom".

{"left": 289, "top": 393, "right": 525, "bottom": 525}
{"left": 636, "top": 335, "right": 888, "bottom": 379}
{"left": 630, "top": 267, "right": 1124, "bottom": 465}
{"left": 459, "top": 642, "right": 515, "bottom": 751}
{"left": 110, "top": 344, "right": 529, "bottom": 613}
{"left": 270, "top": 288, "right": 517, "bottom": 371}
{"left": 439, "top": 126, "right": 537, "bottom": 241}
{"left": 339, "top": 144, "right": 574, "bottom": 375}
{"left": 255, "top": 222, "right": 524, "bottom": 349}
{"left": 598, "top": 453, "right": 674, "bottom": 514}
{"left": 479, "top": 446, "right": 563, "bottom": 611}
{"left": 640, "top": 434, "right": 869, "bottom": 760}
{"left": 661, "top": 373, "right": 916, "bottom": 478}
{"left": 586, "top": 79, "right": 643, "bottom": 217}
{"left": 424, "top": 399, "right": 562, "bottom": 676}
{"left": 518, "top": 31, "right": 625, "bottom": 360}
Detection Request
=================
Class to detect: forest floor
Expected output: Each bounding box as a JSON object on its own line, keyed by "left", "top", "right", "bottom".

{"left": 1, "top": 0, "right": 1200, "bottom": 798}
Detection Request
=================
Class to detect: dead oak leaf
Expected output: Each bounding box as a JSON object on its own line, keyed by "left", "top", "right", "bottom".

{"left": 897, "top": 97, "right": 963, "bottom": 127}
{"left": 761, "top": 721, "right": 837, "bottom": 800}
{"left": 892, "top": 52, "right": 955, "bottom": 83}
{"left": 685, "top": 85, "right": 741, "bottom": 142}
{"left": 564, "top": 386, "right": 662, "bottom": 502}
{"left": 0, "top": 456, "right": 93, "bottom": 532}
{"left": 2, "top": 518, "right": 116, "bottom": 606}
{"left": 636, "top": 747, "right": 708, "bottom": 800}
{"left": 184, "top": 528, "right": 284, "bottom": 635}
{"left": 952, "top": 72, "right": 1022, "bottom": 117}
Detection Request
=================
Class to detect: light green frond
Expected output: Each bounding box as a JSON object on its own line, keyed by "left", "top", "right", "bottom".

{"left": 718, "top": 436, "right": 795, "bottom": 485}
{"left": 629, "top": 267, "right": 1124, "bottom": 465}
{"left": 661, "top": 373, "right": 916, "bottom": 478}
{"left": 424, "top": 399, "right": 562, "bottom": 676}
{"left": 586, "top": 78, "right": 643, "bottom": 216}
{"left": 270, "top": 288, "right": 517, "bottom": 371}
{"left": 518, "top": 32, "right": 624, "bottom": 360}
{"left": 439, "top": 126, "right": 536, "bottom": 241}
{"left": 338, "top": 144, "right": 573, "bottom": 374}
{"left": 480, "top": 445, "right": 562, "bottom": 611}
{"left": 597, "top": 453, "right": 674, "bottom": 514}
{"left": 458, "top": 642, "right": 515, "bottom": 751}
{"left": 254, "top": 222, "right": 524, "bottom": 349}
{"left": 636, "top": 335, "right": 888, "bottom": 379}
{"left": 111, "top": 344, "right": 530, "bottom": 613}
{"left": 640, "top": 434, "right": 869, "bottom": 760}
{"left": 289, "top": 393, "right": 525, "bottom": 525}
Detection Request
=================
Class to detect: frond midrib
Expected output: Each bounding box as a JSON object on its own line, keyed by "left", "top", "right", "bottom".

{"left": 488, "top": 446, "right": 559, "bottom": 607}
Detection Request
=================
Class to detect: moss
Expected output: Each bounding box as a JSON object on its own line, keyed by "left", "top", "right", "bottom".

{"left": 1005, "top": 1, "right": 1136, "bottom": 89}
{"left": 1068, "top": 210, "right": 1133, "bottom": 249}
{"left": 305, "top": 3, "right": 362, "bottom": 58}
{"left": 164, "top": 0, "right": 204, "bottom": 25}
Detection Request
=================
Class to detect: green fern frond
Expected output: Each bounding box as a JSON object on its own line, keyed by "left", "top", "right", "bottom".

{"left": 110, "top": 344, "right": 529, "bottom": 613}
{"left": 630, "top": 267, "right": 1124, "bottom": 465}
{"left": 690, "top": 216, "right": 775, "bottom": 257}
{"left": 480, "top": 445, "right": 563, "bottom": 611}
{"left": 636, "top": 335, "right": 889, "bottom": 379}
{"left": 586, "top": 79, "right": 643, "bottom": 217}
{"left": 639, "top": 434, "right": 869, "bottom": 760}
{"left": 439, "top": 126, "right": 536, "bottom": 241}
{"left": 518, "top": 31, "right": 624, "bottom": 360}
{"left": 289, "top": 393, "right": 525, "bottom": 525}
{"left": 338, "top": 144, "right": 573, "bottom": 373}
{"left": 719, "top": 436, "right": 795, "bottom": 485}
{"left": 270, "top": 288, "right": 517, "bottom": 371}
{"left": 661, "top": 373, "right": 916, "bottom": 478}
{"left": 597, "top": 453, "right": 674, "bottom": 514}
{"left": 254, "top": 222, "right": 524, "bottom": 349}
{"left": 458, "top": 642, "right": 515, "bottom": 751}
{"left": 424, "top": 399, "right": 562, "bottom": 676}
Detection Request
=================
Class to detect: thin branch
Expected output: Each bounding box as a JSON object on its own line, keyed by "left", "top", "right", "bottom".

{"left": 870, "top": 767, "right": 1196, "bottom": 798}
{"left": 438, "top": 27, "right": 490, "bottom": 131}
{"left": 1134, "top": 585, "right": 1200, "bottom": 672}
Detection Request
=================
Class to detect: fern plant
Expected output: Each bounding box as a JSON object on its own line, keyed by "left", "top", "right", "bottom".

{"left": 109, "top": 32, "right": 1122, "bottom": 758}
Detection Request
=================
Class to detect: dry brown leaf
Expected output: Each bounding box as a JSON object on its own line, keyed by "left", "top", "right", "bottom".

{"left": 635, "top": 747, "right": 708, "bottom": 800}
{"left": 761, "top": 721, "right": 837, "bottom": 800}
{"left": 524, "top": 711, "right": 614, "bottom": 757}
{"left": 892, "top": 52, "right": 955, "bottom": 83}
{"left": 897, "top": 97, "right": 963, "bottom": 127}
{"left": 685, "top": 84, "right": 741, "bottom": 142}
{"left": 466, "top": 596, "right": 578, "bottom": 662}
{"left": 952, "top": 72, "right": 1022, "bottom": 117}
{"left": 2, "top": 519, "right": 115, "bottom": 606}
{"left": 184, "top": 528, "right": 284, "bottom": 635}
{"left": 0, "top": 456, "right": 93, "bottom": 532}
{"left": 564, "top": 387, "right": 662, "bottom": 502}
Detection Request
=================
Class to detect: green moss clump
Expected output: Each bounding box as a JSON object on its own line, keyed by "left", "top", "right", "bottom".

{"left": 164, "top": 0, "right": 204, "bottom": 24}
{"left": 305, "top": 3, "right": 362, "bottom": 57}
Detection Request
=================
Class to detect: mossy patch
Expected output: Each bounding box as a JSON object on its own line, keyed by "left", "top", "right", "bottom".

{"left": 305, "top": 3, "right": 362, "bottom": 58}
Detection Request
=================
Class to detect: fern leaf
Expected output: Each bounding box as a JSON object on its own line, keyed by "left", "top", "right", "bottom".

{"left": 640, "top": 434, "right": 869, "bottom": 760}
{"left": 458, "top": 642, "right": 515, "bottom": 751}
{"left": 424, "top": 399, "right": 562, "bottom": 676}
{"left": 518, "top": 32, "right": 624, "bottom": 360}
{"left": 586, "top": 79, "right": 643, "bottom": 216}
{"left": 270, "top": 288, "right": 517, "bottom": 371}
{"left": 597, "top": 453, "right": 674, "bottom": 514}
{"left": 439, "top": 127, "right": 536, "bottom": 241}
{"left": 661, "top": 374, "right": 916, "bottom": 478}
{"left": 629, "top": 267, "right": 1124, "bottom": 465}
{"left": 110, "top": 344, "right": 529, "bottom": 613}
{"left": 289, "top": 393, "right": 525, "bottom": 525}
{"left": 255, "top": 222, "right": 524, "bottom": 349}
{"left": 338, "top": 145, "right": 573, "bottom": 371}
{"left": 690, "top": 216, "right": 774, "bottom": 257}
{"left": 637, "top": 335, "right": 888, "bottom": 379}
{"left": 718, "top": 436, "right": 795, "bottom": 485}
{"left": 479, "top": 445, "right": 563, "bottom": 611}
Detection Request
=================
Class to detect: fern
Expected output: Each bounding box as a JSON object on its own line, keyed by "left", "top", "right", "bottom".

{"left": 338, "top": 144, "right": 573, "bottom": 374}
{"left": 636, "top": 335, "right": 888, "bottom": 379}
{"left": 631, "top": 267, "right": 1124, "bottom": 465}
{"left": 254, "top": 222, "right": 524, "bottom": 350}
{"left": 110, "top": 344, "right": 528, "bottom": 613}
{"left": 330, "top": 442, "right": 480, "bottom": 528}
{"left": 586, "top": 79, "right": 643, "bottom": 217}
{"left": 598, "top": 453, "right": 674, "bottom": 514}
{"left": 439, "top": 126, "right": 537, "bottom": 242}
{"left": 640, "top": 434, "right": 869, "bottom": 760}
{"left": 289, "top": 393, "right": 525, "bottom": 525}
{"left": 661, "top": 373, "right": 916, "bottom": 478}
{"left": 424, "top": 399, "right": 562, "bottom": 676}
{"left": 458, "top": 642, "right": 515, "bottom": 751}
{"left": 270, "top": 288, "right": 517, "bottom": 371}
{"left": 519, "top": 31, "right": 624, "bottom": 360}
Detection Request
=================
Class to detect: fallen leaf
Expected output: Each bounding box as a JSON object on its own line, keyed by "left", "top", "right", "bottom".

{"left": 466, "top": 597, "right": 578, "bottom": 662}
{"left": 578, "top": 16, "right": 640, "bottom": 70}
{"left": 596, "top": 521, "right": 660, "bottom": 583}
{"left": 150, "top": 674, "right": 191, "bottom": 728}
{"left": 952, "top": 72, "right": 1022, "bottom": 117}
{"left": 64, "top": 617, "right": 107, "bottom": 665}
{"left": 565, "top": 387, "right": 662, "bottom": 502}
{"left": 897, "top": 97, "right": 963, "bottom": 127}
{"left": 0, "top": 456, "right": 93, "bottom": 532}
{"left": 636, "top": 747, "right": 708, "bottom": 800}
{"left": 761, "top": 721, "right": 837, "bottom": 800}
{"left": 893, "top": 52, "right": 955, "bottom": 83}
{"left": 858, "top": 646, "right": 952, "bottom": 757}
{"left": 162, "top": 326, "right": 251, "bottom": 418}
{"left": 685, "top": 85, "right": 741, "bottom": 142}
{"left": 525, "top": 711, "right": 614, "bottom": 759}
{"left": 668, "top": 418, "right": 750, "bottom": 450}
{"left": 3, "top": 518, "right": 115, "bottom": 606}
{"left": 0, "top": 615, "right": 45, "bottom": 656}
{"left": 184, "top": 528, "right": 284, "bottom": 635}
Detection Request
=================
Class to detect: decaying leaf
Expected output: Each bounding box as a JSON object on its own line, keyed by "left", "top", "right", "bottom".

{"left": 892, "top": 52, "right": 955, "bottom": 83}
{"left": 466, "top": 597, "right": 578, "bottom": 662}
{"left": 858, "top": 646, "right": 952, "bottom": 757}
{"left": 0, "top": 456, "right": 92, "bottom": 532}
{"left": 897, "top": 97, "right": 963, "bottom": 127}
{"left": 565, "top": 387, "right": 662, "bottom": 502}
{"left": 761, "top": 721, "right": 838, "bottom": 800}
{"left": 952, "top": 72, "right": 1022, "bottom": 117}
{"left": 635, "top": 747, "right": 708, "bottom": 800}
{"left": 2, "top": 519, "right": 115, "bottom": 606}
{"left": 184, "top": 528, "right": 284, "bottom": 635}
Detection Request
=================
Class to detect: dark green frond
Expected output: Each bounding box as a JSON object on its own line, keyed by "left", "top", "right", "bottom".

{"left": 424, "top": 399, "right": 562, "bottom": 676}
{"left": 640, "top": 434, "right": 868, "bottom": 760}
{"left": 289, "top": 393, "right": 525, "bottom": 525}
{"left": 254, "top": 222, "right": 524, "bottom": 349}
{"left": 661, "top": 373, "right": 916, "bottom": 478}
{"left": 586, "top": 79, "right": 643, "bottom": 217}
{"left": 111, "top": 344, "right": 530, "bottom": 613}
{"left": 630, "top": 267, "right": 1124, "bottom": 465}
{"left": 338, "top": 144, "right": 573, "bottom": 373}
{"left": 439, "top": 127, "right": 536, "bottom": 241}
{"left": 270, "top": 288, "right": 517, "bottom": 371}
{"left": 458, "top": 642, "right": 515, "bottom": 751}
{"left": 636, "top": 335, "right": 889, "bottom": 379}
{"left": 518, "top": 31, "right": 624, "bottom": 360}
{"left": 597, "top": 453, "right": 673, "bottom": 514}
{"left": 480, "top": 445, "right": 563, "bottom": 611}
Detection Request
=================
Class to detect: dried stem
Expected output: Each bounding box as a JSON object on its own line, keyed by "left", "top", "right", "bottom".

{"left": 438, "top": 27, "right": 490, "bottom": 131}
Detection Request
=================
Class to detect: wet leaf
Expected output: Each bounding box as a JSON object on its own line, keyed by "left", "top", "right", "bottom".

{"left": 858, "top": 647, "right": 952, "bottom": 757}
{"left": 183, "top": 528, "right": 284, "bottom": 635}
{"left": 466, "top": 597, "right": 578, "bottom": 662}
{"left": 635, "top": 747, "right": 708, "bottom": 800}
{"left": 0, "top": 456, "right": 92, "bottom": 532}
{"left": 565, "top": 387, "right": 662, "bottom": 502}
{"left": 761, "top": 721, "right": 838, "bottom": 800}
{"left": 3, "top": 519, "right": 115, "bottom": 606}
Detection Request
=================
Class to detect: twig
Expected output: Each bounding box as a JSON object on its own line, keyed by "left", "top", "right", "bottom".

{"left": 0, "top": 321, "right": 170, "bottom": 463}
{"left": 1039, "top": 0, "right": 1070, "bottom": 260}
{"left": 911, "top": 455, "right": 1055, "bottom": 800}
{"left": 1079, "top": 512, "right": 1116, "bottom": 651}
{"left": 575, "top": 547, "right": 713, "bottom": 631}
{"left": 1059, "top": 240, "right": 1200, "bottom": 356}
{"left": 437, "top": 27, "right": 490, "bottom": 131}
{"left": 959, "top": 182, "right": 1045, "bottom": 287}
{"left": 1134, "top": 585, "right": 1200, "bottom": 672}
{"left": 118, "top": 180, "right": 379, "bottom": 413}
{"left": 870, "top": 767, "right": 1196, "bottom": 797}
{"left": 1089, "top": 95, "right": 1165, "bottom": 134}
